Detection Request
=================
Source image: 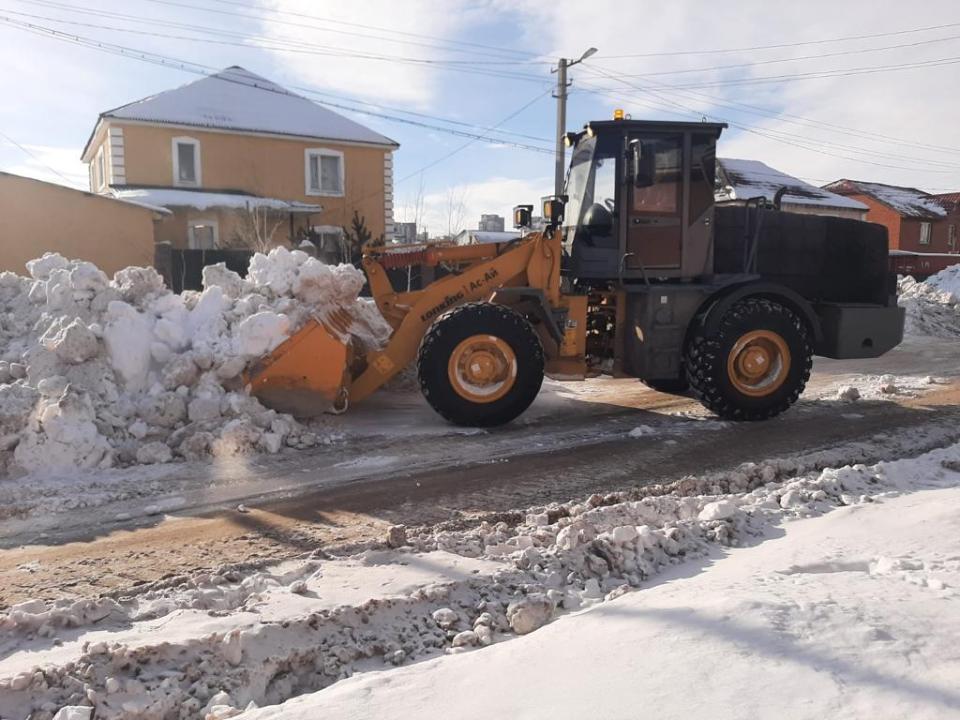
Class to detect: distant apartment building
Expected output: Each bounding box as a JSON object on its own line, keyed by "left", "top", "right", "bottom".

{"left": 394, "top": 221, "right": 418, "bottom": 244}
{"left": 478, "top": 214, "right": 505, "bottom": 232}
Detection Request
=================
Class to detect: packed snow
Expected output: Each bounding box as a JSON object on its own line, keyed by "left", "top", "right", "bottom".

{"left": 249, "top": 481, "right": 960, "bottom": 720}
{"left": 0, "top": 249, "right": 390, "bottom": 478}
{"left": 3, "top": 423, "right": 960, "bottom": 719}
{"left": 898, "top": 267, "right": 960, "bottom": 338}
{"left": 111, "top": 188, "right": 322, "bottom": 214}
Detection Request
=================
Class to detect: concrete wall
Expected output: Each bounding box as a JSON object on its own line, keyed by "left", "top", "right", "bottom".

{"left": 0, "top": 172, "right": 158, "bottom": 275}
{"left": 89, "top": 122, "right": 392, "bottom": 241}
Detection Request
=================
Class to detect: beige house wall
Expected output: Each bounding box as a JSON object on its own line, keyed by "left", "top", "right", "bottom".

{"left": 0, "top": 173, "right": 158, "bottom": 275}
{"left": 88, "top": 122, "right": 391, "bottom": 241}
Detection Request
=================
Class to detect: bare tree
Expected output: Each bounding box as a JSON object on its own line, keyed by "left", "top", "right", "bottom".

{"left": 226, "top": 203, "right": 288, "bottom": 253}
{"left": 444, "top": 185, "right": 468, "bottom": 239}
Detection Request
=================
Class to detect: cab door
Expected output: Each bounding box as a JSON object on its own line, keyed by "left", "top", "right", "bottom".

{"left": 625, "top": 133, "right": 684, "bottom": 271}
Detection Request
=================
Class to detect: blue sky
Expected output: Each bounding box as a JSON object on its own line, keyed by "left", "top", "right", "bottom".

{"left": 2, "top": 0, "right": 959, "bottom": 235}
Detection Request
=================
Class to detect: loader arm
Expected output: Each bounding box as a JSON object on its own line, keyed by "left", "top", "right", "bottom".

{"left": 350, "top": 231, "right": 563, "bottom": 401}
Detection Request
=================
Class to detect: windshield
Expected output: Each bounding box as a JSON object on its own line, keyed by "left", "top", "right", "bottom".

{"left": 564, "top": 134, "right": 619, "bottom": 246}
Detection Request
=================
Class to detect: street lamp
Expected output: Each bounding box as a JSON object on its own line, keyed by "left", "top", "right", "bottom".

{"left": 554, "top": 47, "right": 599, "bottom": 196}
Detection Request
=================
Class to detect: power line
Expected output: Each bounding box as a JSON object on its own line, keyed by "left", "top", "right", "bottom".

{"left": 0, "top": 129, "right": 86, "bottom": 188}
{"left": 0, "top": 16, "right": 555, "bottom": 154}
{"left": 132, "top": 0, "right": 543, "bottom": 62}
{"left": 656, "top": 54, "right": 960, "bottom": 89}
{"left": 577, "top": 66, "right": 960, "bottom": 174}
{"left": 594, "top": 32, "right": 960, "bottom": 79}
{"left": 599, "top": 20, "right": 960, "bottom": 58}
{"left": 5, "top": 3, "right": 549, "bottom": 83}
{"left": 576, "top": 59, "right": 960, "bottom": 161}
{"left": 197, "top": 0, "right": 541, "bottom": 60}
{"left": 396, "top": 88, "right": 554, "bottom": 182}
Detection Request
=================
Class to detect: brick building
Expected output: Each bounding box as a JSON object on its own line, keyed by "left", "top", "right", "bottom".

{"left": 823, "top": 180, "right": 959, "bottom": 254}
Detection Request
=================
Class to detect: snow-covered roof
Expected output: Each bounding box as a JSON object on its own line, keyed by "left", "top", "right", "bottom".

{"left": 823, "top": 179, "right": 946, "bottom": 219}
{"left": 931, "top": 192, "right": 960, "bottom": 212}
{"left": 111, "top": 187, "right": 322, "bottom": 214}
{"left": 716, "top": 158, "right": 867, "bottom": 211}
{"left": 87, "top": 66, "right": 397, "bottom": 155}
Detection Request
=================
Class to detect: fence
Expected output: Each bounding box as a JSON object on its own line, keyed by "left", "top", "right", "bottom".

{"left": 889, "top": 250, "right": 960, "bottom": 279}
{"left": 154, "top": 242, "right": 437, "bottom": 294}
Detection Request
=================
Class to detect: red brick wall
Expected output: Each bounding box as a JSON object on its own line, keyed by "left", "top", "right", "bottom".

{"left": 843, "top": 192, "right": 959, "bottom": 253}
{"left": 932, "top": 209, "right": 960, "bottom": 253}
{"left": 846, "top": 193, "right": 903, "bottom": 248}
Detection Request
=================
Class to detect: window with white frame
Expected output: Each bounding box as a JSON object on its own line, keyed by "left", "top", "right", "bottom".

{"left": 94, "top": 147, "right": 106, "bottom": 190}
{"left": 305, "top": 149, "right": 344, "bottom": 196}
{"left": 949, "top": 223, "right": 957, "bottom": 250}
{"left": 920, "top": 221, "right": 932, "bottom": 245}
{"left": 188, "top": 219, "right": 218, "bottom": 249}
{"left": 173, "top": 137, "right": 201, "bottom": 186}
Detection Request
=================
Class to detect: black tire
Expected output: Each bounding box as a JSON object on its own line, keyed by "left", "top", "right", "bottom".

{"left": 685, "top": 298, "right": 812, "bottom": 421}
{"left": 642, "top": 377, "right": 690, "bottom": 395}
{"left": 418, "top": 302, "right": 544, "bottom": 427}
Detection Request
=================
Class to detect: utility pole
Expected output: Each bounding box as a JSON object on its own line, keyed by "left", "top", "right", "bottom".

{"left": 553, "top": 47, "right": 597, "bottom": 197}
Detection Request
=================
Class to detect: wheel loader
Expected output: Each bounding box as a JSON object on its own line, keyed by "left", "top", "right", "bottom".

{"left": 246, "top": 117, "right": 905, "bottom": 426}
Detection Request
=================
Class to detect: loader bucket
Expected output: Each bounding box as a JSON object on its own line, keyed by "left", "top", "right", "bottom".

{"left": 245, "top": 312, "right": 354, "bottom": 418}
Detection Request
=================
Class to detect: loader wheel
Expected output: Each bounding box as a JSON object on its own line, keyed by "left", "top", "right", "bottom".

{"left": 418, "top": 303, "right": 544, "bottom": 427}
{"left": 685, "top": 298, "right": 812, "bottom": 421}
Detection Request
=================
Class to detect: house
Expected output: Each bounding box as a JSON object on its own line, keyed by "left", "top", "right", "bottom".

{"left": 0, "top": 171, "right": 167, "bottom": 275}
{"left": 715, "top": 158, "right": 868, "bottom": 220}
{"left": 822, "top": 180, "right": 959, "bottom": 253}
{"left": 81, "top": 66, "right": 399, "bottom": 254}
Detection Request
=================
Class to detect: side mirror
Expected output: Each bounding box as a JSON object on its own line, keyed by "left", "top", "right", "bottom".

{"left": 513, "top": 204, "right": 533, "bottom": 229}
{"left": 629, "top": 139, "right": 654, "bottom": 188}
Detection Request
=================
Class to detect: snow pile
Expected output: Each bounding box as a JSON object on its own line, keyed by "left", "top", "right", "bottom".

{"left": 825, "top": 373, "right": 937, "bottom": 402}
{"left": 4, "top": 425, "right": 959, "bottom": 719}
{"left": 923, "top": 262, "right": 960, "bottom": 296}
{"left": 0, "top": 249, "right": 390, "bottom": 476}
{"left": 898, "top": 272, "right": 960, "bottom": 338}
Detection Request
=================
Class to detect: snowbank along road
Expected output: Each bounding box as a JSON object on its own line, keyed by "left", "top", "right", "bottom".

{"left": 2, "top": 254, "right": 960, "bottom": 718}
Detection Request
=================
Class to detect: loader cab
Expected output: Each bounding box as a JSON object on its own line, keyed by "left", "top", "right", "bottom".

{"left": 563, "top": 119, "right": 726, "bottom": 283}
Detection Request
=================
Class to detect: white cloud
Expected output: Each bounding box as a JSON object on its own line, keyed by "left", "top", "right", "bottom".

{"left": 500, "top": 0, "right": 960, "bottom": 192}
{"left": 260, "top": 0, "right": 475, "bottom": 106}
{"left": 397, "top": 175, "right": 550, "bottom": 237}
{"left": 2, "top": 144, "right": 88, "bottom": 190}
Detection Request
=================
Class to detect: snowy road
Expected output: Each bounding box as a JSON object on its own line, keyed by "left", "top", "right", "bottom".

{"left": 3, "top": 397, "right": 960, "bottom": 719}
{"left": 1, "top": 337, "right": 959, "bottom": 607}
{"left": 243, "top": 485, "right": 960, "bottom": 720}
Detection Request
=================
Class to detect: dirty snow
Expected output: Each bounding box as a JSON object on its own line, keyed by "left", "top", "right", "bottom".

{"left": 3, "top": 423, "right": 960, "bottom": 719}
{"left": 0, "top": 249, "right": 390, "bottom": 478}
{"left": 898, "top": 271, "right": 960, "bottom": 338}
{"left": 251, "top": 479, "right": 960, "bottom": 720}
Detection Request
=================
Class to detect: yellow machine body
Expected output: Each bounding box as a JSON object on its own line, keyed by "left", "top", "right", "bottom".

{"left": 244, "top": 229, "right": 586, "bottom": 416}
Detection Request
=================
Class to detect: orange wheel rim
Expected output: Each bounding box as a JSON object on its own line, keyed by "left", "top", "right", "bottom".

{"left": 447, "top": 334, "right": 517, "bottom": 404}
{"left": 726, "top": 329, "right": 791, "bottom": 397}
